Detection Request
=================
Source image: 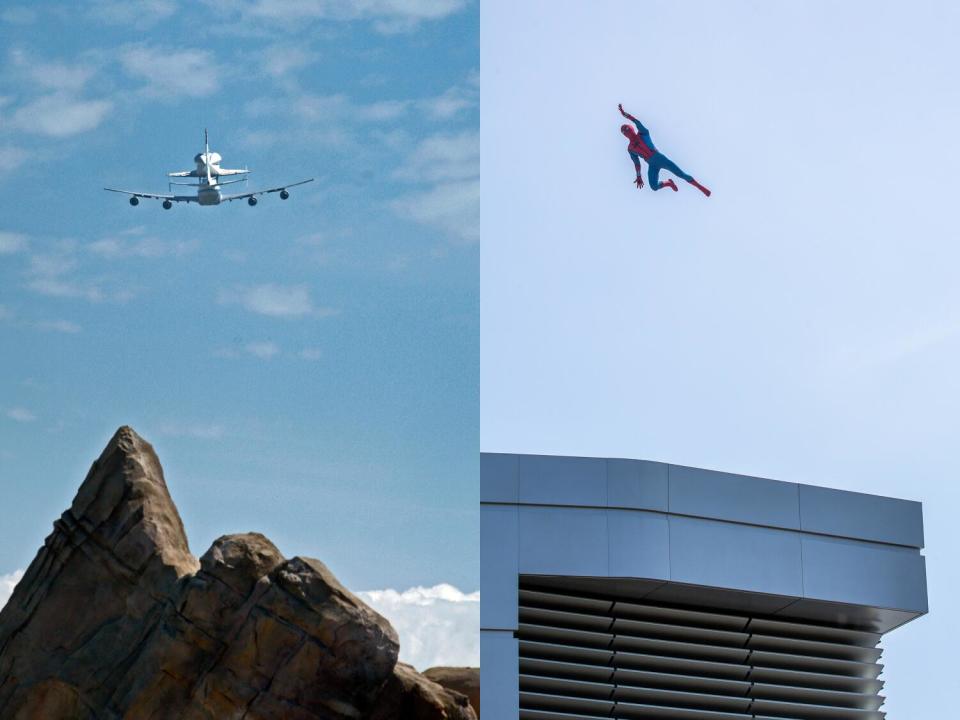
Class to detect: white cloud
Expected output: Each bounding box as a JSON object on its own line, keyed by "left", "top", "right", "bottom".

{"left": 299, "top": 347, "right": 323, "bottom": 360}
{"left": 9, "top": 49, "right": 95, "bottom": 92}
{"left": 36, "top": 319, "right": 81, "bottom": 334}
{"left": 357, "top": 584, "right": 479, "bottom": 671}
{"left": 246, "top": 341, "right": 280, "bottom": 359}
{"left": 394, "top": 131, "right": 478, "bottom": 183}
{"left": 0, "top": 570, "right": 24, "bottom": 609}
{"left": 87, "top": 234, "right": 196, "bottom": 259}
{"left": 417, "top": 74, "right": 478, "bottom": 120}
{"left": 88, "top": 0, "right": 177, "bottom": 28}
{"left": 238, "top": 0, "right": 468, "bottom": 33}
{"left": 218, "top": 284, "right": 337, "bottom": 318}
{"left": 10, "top": 94, "right": 112, "bottom": 137}
{"left": 1, "top": 7, "right": 36, "bottom": 24}
{"left": 0, "top": 146, "right": 29, "bottom": 175}
{"left": 25, "top": 249, "right": 132, "bottom": 303}
{"left": 6, "top": 407, "right": 36, "bottom": 423}
{"left": 119, "top": 45, "right": 221, "bottom": 98}
{"left": 392, "top": 179, "right": 479, "bottom": 244}
{"left": 0, "top": 232, "right": 27, "bottom": 254}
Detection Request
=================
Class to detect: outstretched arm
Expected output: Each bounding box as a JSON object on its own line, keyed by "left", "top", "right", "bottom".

{"left": 618, "top": 103, "right": 648, "bottom": 134}
{"left": 629, "top": 151, "right": 644, "bottom": 189}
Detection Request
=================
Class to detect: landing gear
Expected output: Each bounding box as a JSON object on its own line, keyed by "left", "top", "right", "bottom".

{"left": 129, "top": 197, "right": 139, "bottom": 206}
{"left": 162, "top": 200, "right": 173, "bottom": 210}
{"left": 279, "top": 190, "right": 289, "bottom": 200}
{"left": 248, "top": 197, "right": 258, "bottom": 206}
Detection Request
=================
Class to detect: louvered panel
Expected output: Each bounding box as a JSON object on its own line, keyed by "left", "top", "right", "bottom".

{"left": 518, "top": 582, "right": 889, "bottom": 720}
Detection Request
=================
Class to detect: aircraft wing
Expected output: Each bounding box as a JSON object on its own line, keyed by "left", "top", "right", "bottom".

{"left": 104, "top": 188, "right": 196, "bottom": 203}
{"left": 215, "top": 168, "right": 250, "bottom": 176}
{"left": 167, "top": 170, "right": 198, "bottom": 177}
{"left": 221, "top": 178, "right": 314, "bottom": 202}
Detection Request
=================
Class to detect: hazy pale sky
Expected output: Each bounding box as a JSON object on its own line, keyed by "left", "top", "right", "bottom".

{"left": 0, "top": 0, "right": 478, "bottom": 668}
{"left": 482, "top": 1, "right": 958, "bottom": 713}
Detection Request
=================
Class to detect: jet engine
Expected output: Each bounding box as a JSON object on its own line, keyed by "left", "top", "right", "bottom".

{"left": 280, "top": 190, "right": 289, "bottom": 200}
{"left": 162, "top": 200, "right": 173, "bottom": 210}
{"left": 129, "top": 197, "right": 139, "bottom": 206}
{"left": 248, "top": 197, "right": 258, "bottom": 206}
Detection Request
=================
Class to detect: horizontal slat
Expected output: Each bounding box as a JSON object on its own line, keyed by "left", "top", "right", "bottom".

{"left": 750, "top": 650, "right": 883, "bottom": 679}
{"left": 614, "top": 651, "right": 750, "bottom": 680}
{"left": 520, "top": 711, "right": 611, "bottom": 720}
{"left": 614, "top": 668, "right": 751, "bottom": 696}
{"left": 748, "top": 618, "right": 880, "bottom": 647}
{"left": 518, "top": 623, "right": 614, "bottom": 649}
{"left": 613, "top": 601, "right": 749, "bottom": 632}
{"left": 612, "top": 635, "right": 750, "bottom": 663}
{"left": 750, "top": 682, "right": 884, "bottom": 711}
{"left": 520, "top": 675, "right": 613, "bottom": 700}
{"left": 750, "top": 698, "right": 885, "bottom": 719}
{"left": 614, "top": 618, "right": 750, "bottom": 648}
{"left": 519, "top": 640, "right": 614, "bottom": 667}
{"left": 748, "top": 666, "right": 884, "bottom": 694}
{"left": 613, "top": 685, "right": 752, "bottom": 713}
{"left": 520, "top": 691, "right": 615, "bottom": 716}
{"left": 748, "top": 634, "right": 883, "bottom": 663}
{"left": 615, "top": 701, "right": 753, "bottom": 719}
{"left": 520, "top": 589, "right": 615, "bottom": 615}
{"left": 521, "top": 658, "right": 614, "bottom": 684}
{"left": 520, "top": 607, "right": 614, "bottom": 632}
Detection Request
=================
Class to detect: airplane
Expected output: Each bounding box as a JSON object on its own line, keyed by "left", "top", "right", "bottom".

{"left": 104, "top": 130, "right": 313, "bottom": 209}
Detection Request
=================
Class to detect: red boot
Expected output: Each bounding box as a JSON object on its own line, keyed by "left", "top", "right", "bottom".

{"left": 661, "top": 179, "right": 678, "bottom": 192}
{"left": 688, "top": 179, "right": 711, "bottom": 197}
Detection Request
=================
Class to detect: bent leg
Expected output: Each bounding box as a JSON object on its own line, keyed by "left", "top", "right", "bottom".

{"left": 647, "top": 158, "right": 662, "bottom": 191}
{"left": 657, "top": 153, "right": 694, "bottom": 182}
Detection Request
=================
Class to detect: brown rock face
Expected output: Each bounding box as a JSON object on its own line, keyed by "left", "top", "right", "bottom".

{"left": 0, "top": 427, "right": 476, "bottom": 720}
{"left": 423, "top": 668, "right": 479, "bottom": 718}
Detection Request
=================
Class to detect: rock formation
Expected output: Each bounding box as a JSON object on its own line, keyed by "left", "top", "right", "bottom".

{"left": 422, "top": 669, "right": 478, "bottom": 718}
{"left": 0, "top": 427, "right": 476, "bottom": 720}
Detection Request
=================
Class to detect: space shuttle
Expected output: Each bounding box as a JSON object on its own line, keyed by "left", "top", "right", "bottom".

{"left": 167, "top": 129, "right": 248, "bottom": 179}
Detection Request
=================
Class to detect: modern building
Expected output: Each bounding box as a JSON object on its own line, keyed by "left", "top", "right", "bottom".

{"left": 481, "top": 453, "right": 928, "bottom": 719}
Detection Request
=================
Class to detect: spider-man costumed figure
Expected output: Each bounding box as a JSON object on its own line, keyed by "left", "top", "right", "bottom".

{"left": 619, "top": 104, "right": 711, "bottom": 196}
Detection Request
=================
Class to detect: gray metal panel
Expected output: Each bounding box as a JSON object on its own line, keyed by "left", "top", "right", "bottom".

{"left": 519, "top": 506, "right": 609, "bottom": 576}
{"left": 607, "top": 459, "right": 669, "bottom": 511}
{"left": 801, "top": 534, "right": 928, "bottom": 612}
{"left": 481, "top": 630, "right": 519, "bottom": 719}
{"left": 669, "top": 465, "right": 801, "bottom": 529}
{"left": 799, "top": 484, "right": 924, "bottom": 548}
{"left": 519, "top": 455, "right": 607, "bottom": 506}
{"left": 607, "top": 509, "right": 671, "bottom": 580}
{"left": 482, "top": 504, "right": 519, "bottom": 630}
{"left": 481, "top": 452, "right": 520, "bottom": 503}
{"left": 669, "top": 516, "right": 804, "bottom": 598}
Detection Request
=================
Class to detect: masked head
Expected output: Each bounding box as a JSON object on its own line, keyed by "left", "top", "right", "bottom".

{"left": 620, "top": 124, "right": 635, "bottom": 139}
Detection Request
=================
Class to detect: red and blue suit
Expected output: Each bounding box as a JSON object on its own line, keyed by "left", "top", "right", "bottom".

{"left": 619, "top": 104, "right": 711, "bottom": 196}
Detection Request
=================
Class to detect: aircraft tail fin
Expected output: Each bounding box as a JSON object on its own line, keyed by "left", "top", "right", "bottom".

{"left": 204, "top": 128, "right": 212, "bottom": 186}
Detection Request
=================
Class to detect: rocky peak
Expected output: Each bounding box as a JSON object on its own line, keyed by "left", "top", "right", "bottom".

{"left": 0, "top": 427, "right": 476, "bottom": 720}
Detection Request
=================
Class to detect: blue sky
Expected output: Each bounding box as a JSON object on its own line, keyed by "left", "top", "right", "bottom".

{"left": 0, "top": 0, "right": 478, "bottom": 667}
{"left": 482, "top": 0, "right": 957, "bottom": 713}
